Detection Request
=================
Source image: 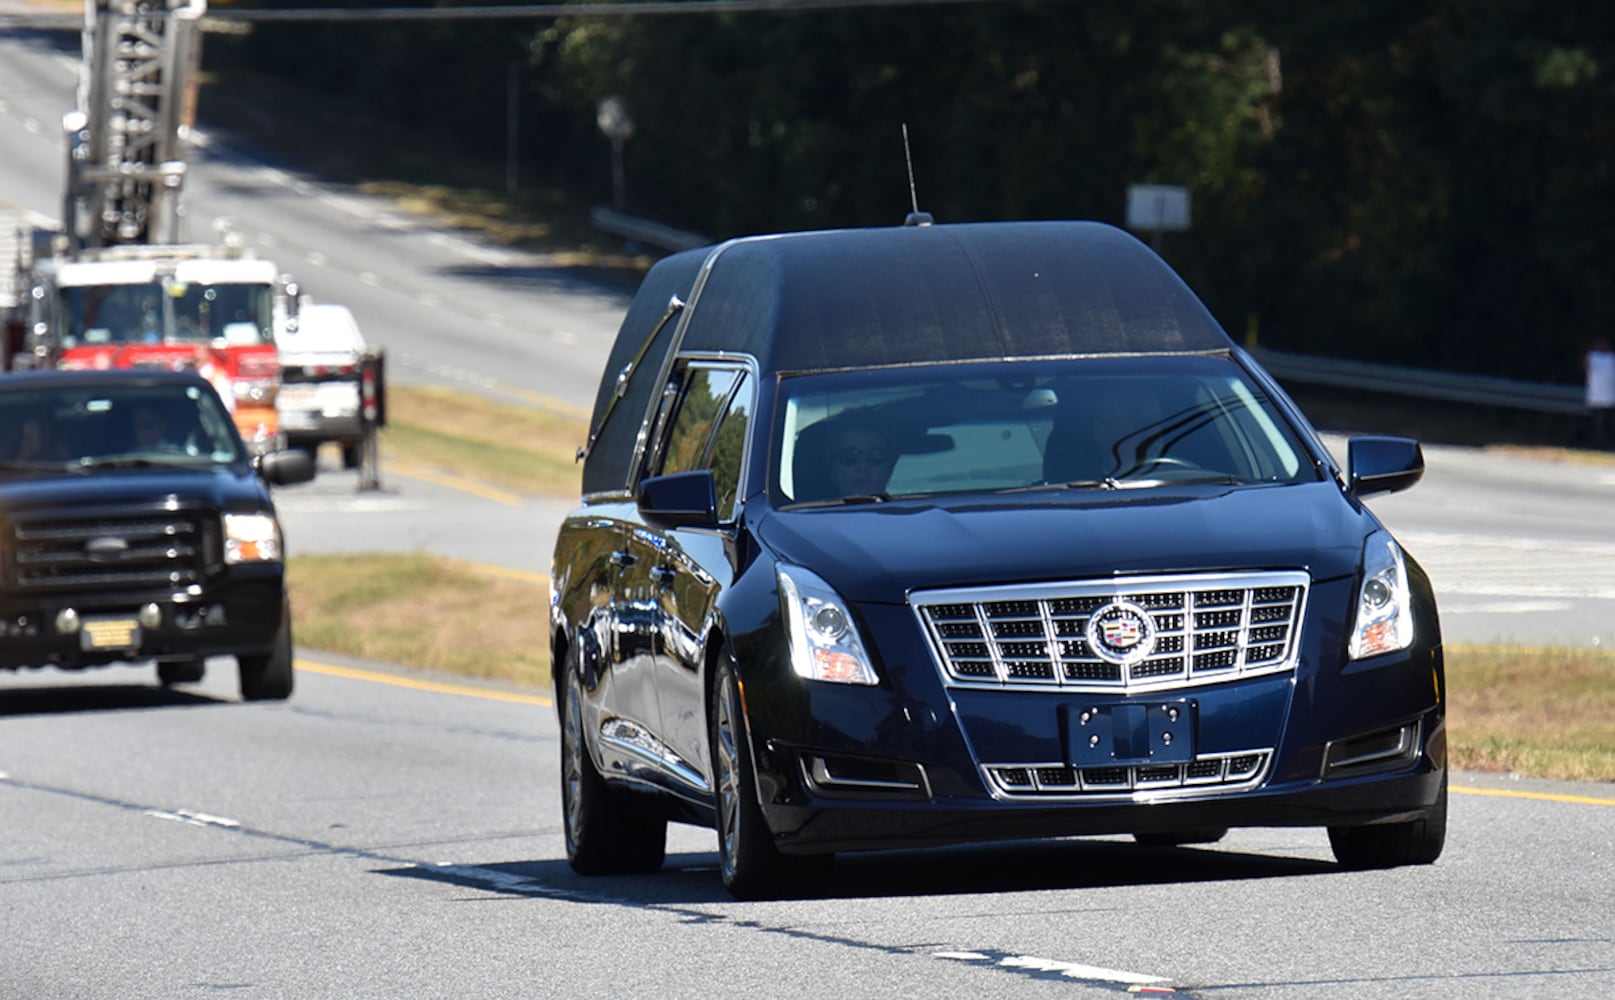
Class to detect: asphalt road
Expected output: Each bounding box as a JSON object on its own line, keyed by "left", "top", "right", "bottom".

{"left": 2, "top": 12, "right": 1613, "bottom": 999}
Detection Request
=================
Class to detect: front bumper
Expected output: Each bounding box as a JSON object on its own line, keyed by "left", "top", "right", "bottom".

{"left": 0, "top": 566, "right": 289, "bottom": 670}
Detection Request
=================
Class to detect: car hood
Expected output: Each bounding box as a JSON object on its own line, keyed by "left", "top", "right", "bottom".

{"left": 0, "top": 464, "right": 273, "bottom": 512}
{"left": 753, "top": 482, "right": 1377, "bottom": 605}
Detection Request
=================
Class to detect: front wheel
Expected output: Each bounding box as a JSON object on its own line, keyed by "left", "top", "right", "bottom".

{"left": 238, "top": 614, "right": 294, "bottom": 702}
{"left": 156, "top": 657, "right": 206, "bottom": 686}
{"left": 1329, "top": 770, "right": 1448, "bottom": 868}
{"left": 560, "top": 656, "right": 666, "bottom": 875}
{"left": 710, "top": 653, "right": 832, "bottom": 900}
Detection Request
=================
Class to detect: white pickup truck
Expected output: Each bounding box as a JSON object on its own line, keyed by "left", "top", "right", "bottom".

{"left": 275, "top": 302, "right": 375, "bottom": 468}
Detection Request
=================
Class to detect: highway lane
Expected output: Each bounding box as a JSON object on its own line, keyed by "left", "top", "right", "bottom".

{"left": 3, "top": 660, "right": 1612, "bottom": 999}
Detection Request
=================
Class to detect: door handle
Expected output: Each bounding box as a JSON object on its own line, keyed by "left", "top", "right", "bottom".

{"left": 649, "top": 565, "right": 677, "bottom": 586}
{"left": 609, "top": 550, "right": 637, "bottom": 568}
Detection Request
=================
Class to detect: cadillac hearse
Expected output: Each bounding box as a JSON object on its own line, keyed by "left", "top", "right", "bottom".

{"left": 549, "top": 220, "right": 1445, "bottom": 899}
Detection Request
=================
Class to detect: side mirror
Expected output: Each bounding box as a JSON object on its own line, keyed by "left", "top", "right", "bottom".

{"left": 638, "top": 469, "right": 718, "bottom": 529}
{"left": 1346, "top": 435, "right": 1424, "bottom": 498}
{"left": 258, "top": 448, "right": 317, "bottom": 487}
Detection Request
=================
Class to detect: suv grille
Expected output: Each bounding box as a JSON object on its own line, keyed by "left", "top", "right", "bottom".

{"left": 913, "top": 571, "right": 1309, "bottom": 693}
{"left": 5, "top": 508, "right": 217, "bottom": 593}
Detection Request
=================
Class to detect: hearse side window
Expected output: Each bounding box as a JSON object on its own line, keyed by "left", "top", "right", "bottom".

{"left": 708, "top": 374, "right": 752, "bottom": 522}
{"left": 652, "top": 365, "right": 743, "bottom": 480}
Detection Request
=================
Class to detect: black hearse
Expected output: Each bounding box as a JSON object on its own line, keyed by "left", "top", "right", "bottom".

{"left": 0, "top": 369, "right": 313, "bottom": 700}
{"left": 550, "top": 220, "right": 1444, "bottom": 899}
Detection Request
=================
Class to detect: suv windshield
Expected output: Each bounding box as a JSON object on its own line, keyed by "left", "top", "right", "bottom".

{"left": 773, "top": 356, "right": 1319, "bottom": 504}
{"left": 0, "top": 383, "right": 244, "bottom": 469}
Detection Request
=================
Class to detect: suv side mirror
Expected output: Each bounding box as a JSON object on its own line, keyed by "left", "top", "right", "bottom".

{"left": 1346, "top": 435, "right": 1424, "bottom": 498}
{"left": 638, "top": 470, "right": 718, "bottom": 529}
{"left": 258, "top": 448, "right": 317, "bottom": 487}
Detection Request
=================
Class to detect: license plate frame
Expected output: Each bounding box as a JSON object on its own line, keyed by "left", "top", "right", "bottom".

{"left": 1064, "top": 698, "right": 1195, "bottom": 767}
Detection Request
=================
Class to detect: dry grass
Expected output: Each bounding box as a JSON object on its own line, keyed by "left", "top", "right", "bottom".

{"left": 380, "top": 384, "right": 584, "bottom": 499}
{"left": 1445, "top": 645, "right": 1615, "bottom": 782}
{"left": 288, "top": 552, "right": 549, "bottom": 687}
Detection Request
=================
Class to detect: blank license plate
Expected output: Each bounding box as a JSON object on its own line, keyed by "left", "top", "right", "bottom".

{"left": 1065, "top": 699, "right": 1195, "bottom": 767}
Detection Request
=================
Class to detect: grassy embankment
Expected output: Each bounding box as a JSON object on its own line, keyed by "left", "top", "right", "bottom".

{"left": 289, "top": 386, "right": 1615, "bottom": 783}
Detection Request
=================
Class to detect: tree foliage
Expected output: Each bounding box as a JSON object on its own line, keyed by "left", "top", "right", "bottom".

{"left": 219, "top": 0, "right": 1615, "bottom": 383}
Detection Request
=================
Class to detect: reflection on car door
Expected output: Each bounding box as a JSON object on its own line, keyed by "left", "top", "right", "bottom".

{"left": 636, "top": 362, "right": 753, "bottom": 781}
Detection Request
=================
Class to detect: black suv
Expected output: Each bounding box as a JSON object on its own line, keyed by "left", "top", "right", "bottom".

{"left": 550, "top": 220, "right": 1445, "bottom": 899}
{"left": 0, "top": 369, "right": 314, "bottom": 700}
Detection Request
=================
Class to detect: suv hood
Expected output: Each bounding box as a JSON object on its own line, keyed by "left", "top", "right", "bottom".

{"left": 0, "top": 465, "right": 272, "bottom": 512}
{"left": 754, "top": 482, "right": 1376, "bottom": 605}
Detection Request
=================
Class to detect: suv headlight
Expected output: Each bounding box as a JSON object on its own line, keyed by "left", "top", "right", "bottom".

{"left": 224, "top": 512, "right": 283, "bottom": 563}
{"left": 1349, "top": 531, "right": 1414, "bottom": 659}
{"left": 777, "top": 563, "right": 879, "bottom": 685}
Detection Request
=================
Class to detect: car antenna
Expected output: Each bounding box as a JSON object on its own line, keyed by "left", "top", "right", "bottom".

{"left": 902, "top": 123, "right": 933, "bottom": 227}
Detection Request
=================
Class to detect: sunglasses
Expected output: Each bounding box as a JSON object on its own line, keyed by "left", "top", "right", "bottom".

{"left": 834, "top": 446, "right": 889, "bottom": 466}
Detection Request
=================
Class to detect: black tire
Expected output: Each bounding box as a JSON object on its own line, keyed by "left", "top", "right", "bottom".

{"left": 1133, "top": 828, "right": 1228, "bottom": 847}
{"left": 710, "top": 653, "right": 832, "bottom": 900}
{"left": 561, "top": 657, "right": 666, "bottom": 875}
{"left": 156, "top": 657, "right": 206, "bottom": 686}
{"left": 238, "top": 614, "right": 295, "bottom": 702}
{"left": 1329, "top": 770, "right": 1448, "bottom": 869}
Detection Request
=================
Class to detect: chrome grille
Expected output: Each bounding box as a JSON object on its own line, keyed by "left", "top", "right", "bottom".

{"left": 913, "top": 571, "right": 1309, "bottom": 693}
{"left": 984, "top": 750, "right": 1272, "bottom": 798}
{"left": 6, "top": 509, "right": 215, "bottom": 593}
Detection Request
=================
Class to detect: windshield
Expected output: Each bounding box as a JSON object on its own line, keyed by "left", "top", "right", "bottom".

{"left": 59, "top": 279, "right": 274, "bottom": 348}
{"left": 773, "top": 356, "right": 1319, "bottom": 504}
{"left": 0, "top": 382, "right": 245, "bottom": 469}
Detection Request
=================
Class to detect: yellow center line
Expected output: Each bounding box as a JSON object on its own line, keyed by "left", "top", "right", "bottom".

{"left": 297, "top": 658, "right": 552, "bottom": 707}
{"left": 382, "top": 458, "right": 527, "bottom": 507}
{"left": 1452, "top": 785, "right": 1615, "bottom": 807}
{"left": 463, "top": 561, "right": 549, "bottom": 586}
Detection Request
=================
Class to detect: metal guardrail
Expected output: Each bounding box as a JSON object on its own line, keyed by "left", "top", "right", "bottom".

{"left": 590, "top": 206, "right": 709, "bottom": 253}
{"left": 1249, "top": 347, "right": 1585, "bottom": 417}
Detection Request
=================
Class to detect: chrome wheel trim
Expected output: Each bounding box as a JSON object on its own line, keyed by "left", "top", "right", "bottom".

{"left": 715, "top": 679, "right": 741, "bottom": 878}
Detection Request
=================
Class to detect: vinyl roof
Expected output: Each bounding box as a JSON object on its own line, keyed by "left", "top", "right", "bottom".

{"left": 580, "top": 220, "right": 1235, "bottom": 496}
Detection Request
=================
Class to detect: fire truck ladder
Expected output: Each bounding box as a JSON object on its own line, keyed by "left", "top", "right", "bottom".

{"left": 65, "top": 0, "right": 206, "bottom": 251}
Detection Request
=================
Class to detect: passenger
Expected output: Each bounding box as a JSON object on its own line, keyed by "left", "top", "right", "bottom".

{"left": 132, "top": 403, "right": 180, "bottom": 451}
{"left": 12, "top": 417, "right": 65, "bottom": 462}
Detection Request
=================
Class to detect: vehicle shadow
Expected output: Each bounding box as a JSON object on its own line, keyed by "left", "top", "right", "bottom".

{"left": 0, "top": 681, "right": 226, "bottom": 717}
{"left": 382, "top": 838, "right": 1339, "bottom": 908}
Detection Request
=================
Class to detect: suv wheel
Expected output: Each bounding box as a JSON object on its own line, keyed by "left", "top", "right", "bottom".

{"left": 238, "top": 615, "right": 295, "bottom": 702}
{"left": 710, "top": 652, "right": 832, "bottom": 900}
{"left": 561, "top": 651, "right": 666, "bottom": 875}
{"left": 156, "top": 657, "right": 206, "bottom": 686}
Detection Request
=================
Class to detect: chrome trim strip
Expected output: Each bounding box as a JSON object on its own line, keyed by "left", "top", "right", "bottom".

{"left": 980, "top": 750, "right": 1273, "bottom": 802}
{"left": 805, "top": 756, "right": 924, "bottom": 792}
{"left": 599, "top": 717, "right": 710, "bottom": 796}
{"left": 1326, "top": 722, "right": 1417, "bottom": 770}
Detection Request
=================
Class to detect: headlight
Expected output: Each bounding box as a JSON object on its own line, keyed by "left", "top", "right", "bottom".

{"left": 224, "top": 512, "right": 283, "bottom": 563}
{"left": 777, "top": 563, "right": 878, "bottom": 685}
{"left": 1349, "top": 531, "right": 1414, "bottom": 659}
